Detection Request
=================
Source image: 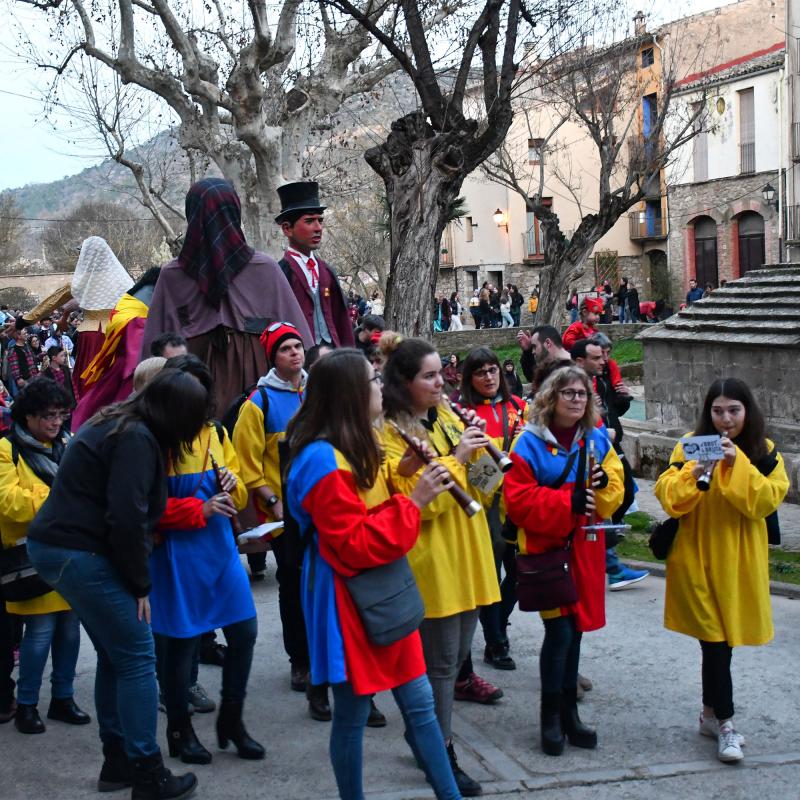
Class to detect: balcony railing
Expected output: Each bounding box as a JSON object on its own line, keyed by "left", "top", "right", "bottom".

{"left": 786, "top": 205, "right": 800, "bottom": 242}
{"left": 524, "top": 226, "right": 538, "bottom": 259}
{"left": 628, "top": 212, "right": 667, "bottom": 240}
{"left": 793, "top": 123, "right": 800, "bottom": 162}
{"left": 739, "top": 142, "right": 756, "bottom": 175}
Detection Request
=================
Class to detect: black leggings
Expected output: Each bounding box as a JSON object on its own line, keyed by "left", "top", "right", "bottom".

{"left": 540, "top": 615, "right": 582, "bottom": 694}
{"left": 700, "top": 640, "right": 733, "bottom": 721}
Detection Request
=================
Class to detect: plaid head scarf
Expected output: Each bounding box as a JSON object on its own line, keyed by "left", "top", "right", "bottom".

{"left": 178, "top": 179, "right": 255, "bottom": 309}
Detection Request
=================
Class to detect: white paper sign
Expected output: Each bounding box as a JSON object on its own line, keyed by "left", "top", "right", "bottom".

{"left": 680, "top": 434, "right": 724, "bottom": 462}
{"left": 237, "top": 521, "right": 284, "bottom": 544}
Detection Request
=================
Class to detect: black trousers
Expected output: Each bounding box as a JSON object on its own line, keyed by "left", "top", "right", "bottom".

{"left": 700, "top": 640, "right": 734, "bottom": 720}
{"left": 271, "top": 533, "right": 310, "bottom": 669}
{"left": 0, "top": 602, "right": 20, "bottom": 708}
{"left": 540, "top": 615, "right": 582, "bottom": 694}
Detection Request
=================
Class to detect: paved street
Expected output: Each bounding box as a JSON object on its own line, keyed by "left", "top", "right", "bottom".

{"left": 2, "top": 554, "right": 799, "bottom": 800}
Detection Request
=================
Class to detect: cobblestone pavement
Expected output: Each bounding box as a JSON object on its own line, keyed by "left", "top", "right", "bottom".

{"left": 2, "top": 562, "right": 799, "bottom": 800}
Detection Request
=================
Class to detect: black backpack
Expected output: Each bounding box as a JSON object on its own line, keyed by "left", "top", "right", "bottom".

{"left": 221, "top": 384, "right": 269, "bottom": 438}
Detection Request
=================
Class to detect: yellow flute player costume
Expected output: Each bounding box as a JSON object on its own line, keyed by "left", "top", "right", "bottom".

{"left": 655, "top": 439, "right": 788, "bottom": 647}
{"left": 0, "top": 438, "right": 70, "bottom": 616}
{"left": 381, "top": 404, "right": 500, "bottom": 619}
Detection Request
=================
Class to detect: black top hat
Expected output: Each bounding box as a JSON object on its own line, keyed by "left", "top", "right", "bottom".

{"left": 275, "top": 181, "right": 326, "bottom": 223}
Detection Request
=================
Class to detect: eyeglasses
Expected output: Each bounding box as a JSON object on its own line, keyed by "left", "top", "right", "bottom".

{"left": 558, "top": 389, "right": 588, "bottom": 401}
{"left": 39, "top": 411, "right": 70, "bottom": 422}
{"left": 369, "top": 373, "right": 383, "bottom": 384}
{"left": 473, "top": 366, "right": 499, "bottom": 379}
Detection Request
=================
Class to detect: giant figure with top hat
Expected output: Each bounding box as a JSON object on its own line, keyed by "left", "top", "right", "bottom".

{"left": 275, "top": 181, "right": 355, "bottom": 348}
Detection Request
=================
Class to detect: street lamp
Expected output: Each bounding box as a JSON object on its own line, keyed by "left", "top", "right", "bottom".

{"left": 493, "top": 208, "right": 508, "bottom": 231}
{"left": 762, "top": 183, "right": 777, "bottom": 209}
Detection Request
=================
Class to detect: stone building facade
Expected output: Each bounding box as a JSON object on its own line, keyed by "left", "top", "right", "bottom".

{"left": 666, "top": 172, "right": 780, "bottom": 304}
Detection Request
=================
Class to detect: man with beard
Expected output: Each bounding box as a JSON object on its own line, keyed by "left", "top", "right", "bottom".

{"left": 516, "top": 324, "right": 572, "bottom": 393}
{"left": 572, "top": 337, "right": 648, "bottom": 591}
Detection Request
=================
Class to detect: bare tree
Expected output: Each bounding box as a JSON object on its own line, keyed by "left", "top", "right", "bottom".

{"left": 482, "top": 13, "right": 709, "bottom": 325}
{"left": 322, "top": 0, "right": 584, "bottom": 335}
{"left": 15, "top": 0, "right": 453, "bottom": 250}
{"left": 0, "top": 194, "right": 24, "bottom": 268}
{"left": 323, "top": 189, "right": 390, "bottom": 295}
{"left": 41, "top": 201, "right": 167, "bottom": 273}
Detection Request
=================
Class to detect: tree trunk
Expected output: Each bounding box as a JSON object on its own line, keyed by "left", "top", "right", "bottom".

{"left": 367, "top": 113, "right": 466, "bottom": 336}
{"left": 535, "top": 252, "right": 589, "bottom": 328}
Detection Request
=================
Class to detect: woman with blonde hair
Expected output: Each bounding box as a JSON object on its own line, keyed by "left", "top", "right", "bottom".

{"left": 380, "top": 334, "right": 499, "bottom": 796}
{"left": 504, "top": 366, "right": 623, "bottom": 756}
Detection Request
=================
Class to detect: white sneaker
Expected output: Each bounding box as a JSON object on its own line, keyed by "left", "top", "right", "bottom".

{"left": 699, "top": 713, "right": 745, "bottom": 746}
{"left": 718, "top": 720, "right": 744, "bottom": 763}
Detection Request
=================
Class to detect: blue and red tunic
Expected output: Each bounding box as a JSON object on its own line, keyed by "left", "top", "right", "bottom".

{"left": 285, "top": 440, "right": 426, "bottom": 696}
{"left": 504, "top": 423, "right": 624, "bottom": 632}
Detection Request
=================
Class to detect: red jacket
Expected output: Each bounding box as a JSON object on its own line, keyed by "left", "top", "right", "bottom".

{"left": 562, "top": 321, "right": 597, "bottom": 351}
{"left": 280, "top": 251, "right": 355, "bottom": 347}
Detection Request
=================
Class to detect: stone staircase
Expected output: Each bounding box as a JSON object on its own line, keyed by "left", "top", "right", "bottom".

{"left": 641, "top": 264, "right": 800, "bottom": 348}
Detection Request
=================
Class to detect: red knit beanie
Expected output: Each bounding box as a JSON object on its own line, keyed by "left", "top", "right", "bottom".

{"left": 260, "top": 321, "right": 303, "bottom": 363}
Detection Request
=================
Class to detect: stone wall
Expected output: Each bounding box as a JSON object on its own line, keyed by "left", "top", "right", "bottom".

{"left": 666, "top": 172, "right": 779, "bottom": 305}
{"left": 0, "top": 272, "right": 74, "bottom": 308}
{"left": 434, "top": 322, "right": 649, "bottom": 352}
{"left": 644, "top": 337, "right": 800, "bottom": 450}
{"left": 621, "top": 418, "right": 800, "bottom": 504}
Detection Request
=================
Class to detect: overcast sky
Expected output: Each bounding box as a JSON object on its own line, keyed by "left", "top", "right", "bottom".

{"left": 0, "top": 0, "right": 770, "bottom": 194}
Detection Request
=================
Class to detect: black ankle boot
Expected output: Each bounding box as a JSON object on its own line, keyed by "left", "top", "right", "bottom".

{"left": 14, "top": 703, "right": 45, "bottom": 734}
{"left": 47, "top": 697, "right": 91, "bottom": 725}
{"left": 216, "top": 701, "right": 265, "bottom": 760}
{"left": 540, "top": 691, "right": 565, "bottom": 756}
{"left": 446, "top": 742, "right": 482, "bottom": 796}
{"left": 307, "top": 683, "right": 331, "bottom": 721}
{"left": 560, "top": 687, "right": 597, "bottom": 749}
{"left": 167, "top": 715, "right": 212, "bottom": 765}
{"left": 98, "top": 737, "right": 134, "bottom": 792}
{"left": 130, "top": 753, "right": 197, "bottom": 800}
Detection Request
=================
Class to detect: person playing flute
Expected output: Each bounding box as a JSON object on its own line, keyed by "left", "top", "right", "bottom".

{"left": 379, "top": 333, "right": 500, "bottom": 798}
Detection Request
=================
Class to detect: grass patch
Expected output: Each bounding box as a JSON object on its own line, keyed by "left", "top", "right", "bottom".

{"left": 610, "top": 339, "right": 642, "bottom": 364}
{"left": 615, "top": 511, "right": 800, "bottom": 586}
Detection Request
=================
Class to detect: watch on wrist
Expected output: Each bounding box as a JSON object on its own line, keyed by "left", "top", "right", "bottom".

{"left": 265, "top": 494, "right": 280, "bottom": 508}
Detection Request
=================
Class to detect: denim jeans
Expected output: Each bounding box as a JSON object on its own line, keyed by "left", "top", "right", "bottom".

{"left": 618, "top": 303, "right": 627, "bottom": 323}
{"left": 17, "top": 610, "right": 81, "bottom": 705}
{"left": 156, "top": 615, "right": 257, "bottom": 722}
{"left": 605, "top": 547, "right": 623, "bottom": 575}
{"left": 27, "top": 539, "right": 160, "bottom": 759}
{"left": 569, "top": 308, "right": 578, "bottom": 323}
{"left": 330, "top": 676, "right": 460, "bottom": 800}
{"left": 539, "top": 615, "right": 582, "bottom": 694}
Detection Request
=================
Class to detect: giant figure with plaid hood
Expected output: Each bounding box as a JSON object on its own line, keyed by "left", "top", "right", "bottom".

{"left": 141, "top": 179, "right": 312, "bottom": 413}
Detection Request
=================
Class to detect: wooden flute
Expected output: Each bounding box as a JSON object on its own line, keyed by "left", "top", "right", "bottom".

{"left": 444, "top": 398, "right": 513, "bottom": 473}
{"left": 209, "top": 451, "right": 243, "bottom": 535}
{"left": 388, "top": 421, "right": 482, "bottom": 517}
